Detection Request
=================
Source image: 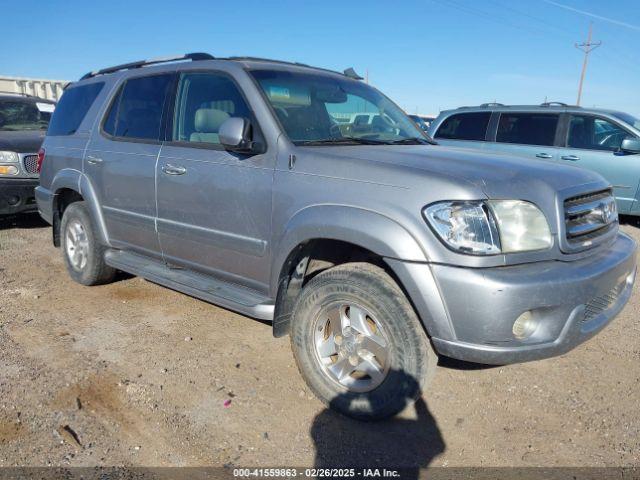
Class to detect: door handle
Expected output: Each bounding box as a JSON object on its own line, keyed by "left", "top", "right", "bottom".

{"left": 561, "top": 155, "right": 580, "bottom": 161}
{"left": 86, "top": 155, "right": 103, "bottom": 165}
{"left": 535, "top": 153, "right": 553, "bottom": 159}
{"left": 162, "top": 164, "right": 187, "bottom": 175}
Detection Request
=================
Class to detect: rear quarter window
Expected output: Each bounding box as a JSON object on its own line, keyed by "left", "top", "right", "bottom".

{"left": 435, "top": 112, "right": 491, "bottom": 141}
{"left": 47, "top": 82, "right": 104, "bottom": 136}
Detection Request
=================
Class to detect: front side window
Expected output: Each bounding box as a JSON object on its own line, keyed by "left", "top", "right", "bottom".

{"left": 172, "top": 72, "right": 252, "bottom": 145}
{"left": 47, "top": 83, "right": 104, "bottom": 136}
{"left": 496, "top": 113, "right": 559, "bottom": 146}
{"left": 435, "top": 112, "right": 491, "bottom": 141}
{"left": 568, "top": 115, "right": 633, "bottom": 151}
{"left": 250, "top": 69, "right": 428, "bottom": 145}
{"left": 103, "top": 74, "right": 173, "bottom": 140}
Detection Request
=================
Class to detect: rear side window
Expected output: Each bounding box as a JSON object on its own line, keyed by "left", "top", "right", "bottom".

{"left": 102, "top": 74, "right": 173, "bottom": 140}
{"left": 47, "top": 82, "right": 104, "bottom": 136}
{"left": 496, "top": 113, "right": 559, "bottom": 146}
{"left": 435, "top": 112, "right": 491, "bottom": 141}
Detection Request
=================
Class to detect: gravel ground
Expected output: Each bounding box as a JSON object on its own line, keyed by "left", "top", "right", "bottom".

{"left": 0, "top": 213, "right": 638, "bottom": 468}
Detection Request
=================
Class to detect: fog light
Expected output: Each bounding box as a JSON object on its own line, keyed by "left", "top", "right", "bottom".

{"left": 513, "top": 311, "right": 537, "bottom": 340}
{"left": 7, "top": 195, "right": 20, "bottom": 206}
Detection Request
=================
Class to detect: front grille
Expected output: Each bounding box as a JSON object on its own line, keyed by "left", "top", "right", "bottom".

{"left": 23, "top": 154, "right": 39, "bottom": 174}
{"left": 564, "top": 189, "right": 617, "bottom": 246}
{"left": 583, "top": 281, "right": 626, "bottom": 322}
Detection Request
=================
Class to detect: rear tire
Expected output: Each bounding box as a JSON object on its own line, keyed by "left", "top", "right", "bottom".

{"left": 290, "top": 262, "right": 437, "bottom": 420}
{"left": 60, "top": 201, "right": 116, "bottom": 286}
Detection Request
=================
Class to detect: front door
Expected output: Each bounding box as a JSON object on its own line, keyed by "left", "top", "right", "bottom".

{"left": 560, "top": 114, "right": 640, "bottom": 213}
{"left": 156, "top": 71, "right": 274, "bottom": 292}
{"left": 85, "top": 72, "right": 174, "bottom": 257}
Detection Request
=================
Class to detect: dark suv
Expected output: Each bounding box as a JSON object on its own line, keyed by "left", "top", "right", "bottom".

{"left": 0, "top": 93, "right": 55, "bottom": 216}
{"left": 36, "top": 55, "right": 636, "bottom": 419}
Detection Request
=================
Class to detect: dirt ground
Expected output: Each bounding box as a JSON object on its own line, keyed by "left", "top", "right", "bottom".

{"left": 0, "top": 213, "right": 638, "bottom": 469}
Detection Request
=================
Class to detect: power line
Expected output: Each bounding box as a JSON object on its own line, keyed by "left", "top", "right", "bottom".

{"left": 575, "top": 22, "right": 601, "bottom": 106}
{"left": 542, "top": 0, "right": 640, "bottom": 32}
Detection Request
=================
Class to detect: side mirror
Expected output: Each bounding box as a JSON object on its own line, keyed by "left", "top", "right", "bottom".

{"left": 219, "top": 117, "right": 254, "bottom": 152}
{"left": 621, "top": 137, "right": 640, "bottom": 154}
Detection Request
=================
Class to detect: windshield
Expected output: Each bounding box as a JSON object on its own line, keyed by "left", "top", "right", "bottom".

{"left": 250, "top": 69, "right": 430, "bottom": 145}
{"left": 611, "top": 112, "right": 640, "bottom": 131}
{"left": 0, "top": 99, "right": 53, "bottom": 131}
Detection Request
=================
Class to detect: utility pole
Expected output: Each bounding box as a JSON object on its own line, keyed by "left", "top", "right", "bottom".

{"left": 575, "top": 23, "right": 601, "bottom": 106}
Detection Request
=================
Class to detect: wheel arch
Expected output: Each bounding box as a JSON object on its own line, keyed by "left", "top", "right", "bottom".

{"left": 271, "top": 205, "right": 431, "bottom": 338}
{"left": 50, "top": 170, "right": 110, "bottom": 248}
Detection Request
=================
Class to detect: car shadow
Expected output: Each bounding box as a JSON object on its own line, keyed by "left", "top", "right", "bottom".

{"left": 310, "top": 369, "right": 445, "bottom": 477}
{"left": 0, "top": 212, "right": 48, "bottom": 231}
{"left": 438, "top": 356, "right": 501, "bottom": 371}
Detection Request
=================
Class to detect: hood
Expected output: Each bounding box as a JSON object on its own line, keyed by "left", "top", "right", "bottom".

{"left": 305, "top": 144, "right": 608, "bottom": 199}
{"left": 0, "top": 130, "right": 47, "bottom": 154}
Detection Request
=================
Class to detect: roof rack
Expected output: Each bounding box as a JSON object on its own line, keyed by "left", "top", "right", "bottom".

{"left": 0, "top": 91, "right": 37, "bottom": 98}
{"left": 540, "top": 101, "right": 572, "bottom": 107}
{"left": 225, "top": 56, "right": 312, "bottom": 69}
{"left": 79, "top": 52, "right": 214, "bottom": 80}
{"left": 225, "top": 56, "right": 363, "bottom": 80}
{"left": 480, "top": 102, "right": 504, "bottom": 107}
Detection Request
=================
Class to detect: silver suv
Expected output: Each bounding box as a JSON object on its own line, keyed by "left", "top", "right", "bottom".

{"left": 36, "top": 54, "right": 637, "bottom": 419}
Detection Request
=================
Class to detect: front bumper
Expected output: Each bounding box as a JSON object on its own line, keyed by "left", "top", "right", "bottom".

{"left": 390, "top": 233, "right": 637, "bottom": 365}
{"left": 0, "top": 178, "right": 39, "bottom": 215}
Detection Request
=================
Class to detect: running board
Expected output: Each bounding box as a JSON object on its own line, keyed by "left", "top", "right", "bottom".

{"left": 104, "top": 250, "right": 274, "bottom": 320}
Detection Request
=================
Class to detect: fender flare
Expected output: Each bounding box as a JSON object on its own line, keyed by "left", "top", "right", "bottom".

{"left": 51, "top": 169, "right": 111, "bottom": 247}
{"left": 269, "top": 204, "right": 428, "bottom": 296}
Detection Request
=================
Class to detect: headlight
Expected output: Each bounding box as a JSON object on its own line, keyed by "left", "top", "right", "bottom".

{"left": 424, "top": 200, "right": 552, "bottom": 255}
{"left": 488, "top": 200, "right": 552, "bottom": 253}
{"left": 0, "top": 151, "right": 19, "bottom": 163}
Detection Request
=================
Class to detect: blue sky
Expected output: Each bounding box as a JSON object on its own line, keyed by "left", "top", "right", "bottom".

{"left": 2, "top": 0, "right": 639, "bottom": 116}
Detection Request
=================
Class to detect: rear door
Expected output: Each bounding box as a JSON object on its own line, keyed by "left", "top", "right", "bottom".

{"left": 432, "top": 111, "right": 491, "bottom": 150}
{"left": 559, "top": 113, "right": 640, "bottom": 213}
{"left": 155, "top": 70, "right": 274, "bottom": 292}
{"left": 84, "top": 72, "right": 174, "bottom": 257}
{"left": 484, "top": 111, "right": 561, "bottom": 162}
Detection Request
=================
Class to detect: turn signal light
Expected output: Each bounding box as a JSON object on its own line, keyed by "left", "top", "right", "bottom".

{"left": 0, "top": 165, "right": 18, "bottom": 175}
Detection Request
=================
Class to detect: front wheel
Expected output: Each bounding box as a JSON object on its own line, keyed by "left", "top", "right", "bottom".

{"left": 60, "top": 201, "right": 116, "bottom": 286}
{"left": 290, "top": 262, "right": 437, "bottom": 420}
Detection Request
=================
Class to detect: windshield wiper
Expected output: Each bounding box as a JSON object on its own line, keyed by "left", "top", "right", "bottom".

{"left": 297, "top": 137, "right": 390, "bottom": 146}
{"left": 389, "top": 137, "right": 435, "bottom": 145}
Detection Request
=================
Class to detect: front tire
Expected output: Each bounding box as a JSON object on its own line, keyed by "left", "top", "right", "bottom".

{"left": 60, "top": 201, "right": 116, "bottom": 286}
{"left": 290, "top": 262, "right": 437, "bottom": 420}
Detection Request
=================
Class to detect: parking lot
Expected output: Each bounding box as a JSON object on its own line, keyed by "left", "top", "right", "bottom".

{"left": 0, "top": 213, "right": 639, "bottom": 468}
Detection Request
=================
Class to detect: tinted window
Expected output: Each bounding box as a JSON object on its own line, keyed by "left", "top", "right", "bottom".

{"left": 47, "top": 82, "right": 103, "bottom": 136}
{"left": 0, "top": 99, "right": 53, "bottom": 132}
{"left": 172, "top": 72, "right": 252, "bottom": 145}
{"left": 251, "top": 69, "right": 425, "bottom": 145}
{"left": 568, "top": 115, "right": 633, "bottom": 151}
{"left": 104, "top": 74, "right": 173, "bottom": 140}
{"left": 496, "top": 113, "right": 558, "bottom": 146}
{"left": 435, "top": 112, "right": 491, "bottom": 141}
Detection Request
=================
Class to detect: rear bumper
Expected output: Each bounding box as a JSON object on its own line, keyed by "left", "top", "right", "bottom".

{"left": 0, "top": 178, "right": 39, "bottom": 215}
{"left": 35, "top": 185, "right": 54, "bottom": 224}
{"left": 389, "top": 233, "right": 637, "bottom": 365}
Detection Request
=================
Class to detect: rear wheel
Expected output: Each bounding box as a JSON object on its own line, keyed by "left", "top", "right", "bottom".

{"left": 60, "top": 201, "right": 116, "bottom": 286}
{"left": 290, "top": 262, "right": 437, "bottom": 420}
